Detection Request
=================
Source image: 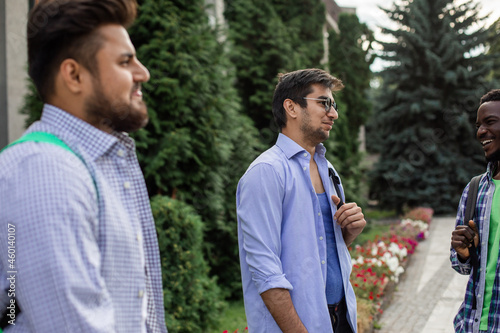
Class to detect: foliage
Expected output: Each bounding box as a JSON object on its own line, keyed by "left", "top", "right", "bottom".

{"left": 128, "top": 0, "right": 261, "bottom": 298}
{"left": 364, "top": 208, "right": 397, "bottom": 221}
{"left": 327, "top": 13, "right": 374, "bottom": 207}
{"left": 357, "top": 298, "right": 377, "bottom": 333}
{"left": 369, "top": 0, "right": 497, "bottom": 214}
{"left": 351, "top": 222, "right": 393, "bottom": 247}
{"left": 224, "top": 0, "right": 326, "bottom": 146}
{"left": 214, "top": 300, "right": 247, "bottom": 333}
{"left": 402, "top": 207, "right": 434, "bottom": 224}
{"left": 487, "top": 18, "right": 500, "bottom": 80}
{"left": 151, "top": 196, "right": 225, "bottom": 332}
{"left": 19, "top": 80, "right": 43, "bottom": 128}
{"left": 222, "top": 329, "right": 247, "bottom": 333}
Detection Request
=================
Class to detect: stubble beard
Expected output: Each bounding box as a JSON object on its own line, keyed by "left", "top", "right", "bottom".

{"left": 300, "top": 108, "right": 329, "bottom": 146}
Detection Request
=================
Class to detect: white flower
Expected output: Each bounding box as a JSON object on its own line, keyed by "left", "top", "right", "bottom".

{"left": 386, "top": 256, "right": 400, "bottom": 272}
{"left": 400, "top": 247, "right": 408, "bottom": 258}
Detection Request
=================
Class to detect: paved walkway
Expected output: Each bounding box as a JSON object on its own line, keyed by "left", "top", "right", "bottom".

{"left": 377, "top": 216, "right": 470, "bottom": 333}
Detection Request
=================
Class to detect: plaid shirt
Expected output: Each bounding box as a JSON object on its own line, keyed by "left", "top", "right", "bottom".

{"left": 451, "top": 162, "right": 497, "bottom": 333}
{"left": 0, "top": 105, "right": 167, "bottom": 332}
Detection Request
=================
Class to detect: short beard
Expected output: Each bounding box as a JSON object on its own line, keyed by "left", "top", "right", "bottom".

{"left": 84, "top": 81, "right": 149, "bottom": 133}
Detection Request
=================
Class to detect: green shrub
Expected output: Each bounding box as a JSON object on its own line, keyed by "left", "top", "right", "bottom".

{"left": 151, "top": 196, "right": 226, "bottom": 332}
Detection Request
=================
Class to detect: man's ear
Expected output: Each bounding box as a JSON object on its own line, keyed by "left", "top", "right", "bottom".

{"left": 59, "top": 59, "right": 87, "bottom": 94}
{"left": 283, "top": 98, "right": 298, "bottom": 120}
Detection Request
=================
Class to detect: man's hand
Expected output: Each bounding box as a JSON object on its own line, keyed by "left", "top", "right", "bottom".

{"left": 332, "top": 195, "right": 366, "bottom": 246}
{"left": 451, "top": 220, "right": 479, "bottom": 262}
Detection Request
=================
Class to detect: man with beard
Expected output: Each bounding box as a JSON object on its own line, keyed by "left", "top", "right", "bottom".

{"left": 0, "top": 1, "right": 167, "bottom": 332}
{"left": 451, "top": 89, "right": 500, "bottom": 333}
{"left": 236, "top": 68, "right": 366, "bottom": 333}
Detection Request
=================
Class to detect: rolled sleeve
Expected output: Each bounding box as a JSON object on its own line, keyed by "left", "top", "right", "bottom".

{"left": 237, "top": 163, "right": 293, "bottom": 293}
{"left": 450, "top": 249, "right": 472, "bottom": 274}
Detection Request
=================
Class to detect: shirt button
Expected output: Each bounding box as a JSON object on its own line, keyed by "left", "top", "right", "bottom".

{"left": 319, "top": 236, "right": 324, "bottom": 240}
{"left": 124, "top": 181, "right": 131, "bottom": 189}
{"left": 138, "top": 290, "right": 144, "bottom": 298}
{"left": 318, "top": 212, "right": 321, "bottom": 216}
{"left": 303, "top": 153, "right": 308, "bottom": 157}
{"left": 321, "top": 260, "right": 326, "bottom": 265}
{"left": 137, "top": 233, "right": 142, "bottom": 242}
{"left": 303, "top": 166, "right": 307, "bottom": 171}
{"left": 117, "top": 149, "right": 125, "bottom": 157}
{"left": 478, "top": 294, "right": 481, "bottom": 298}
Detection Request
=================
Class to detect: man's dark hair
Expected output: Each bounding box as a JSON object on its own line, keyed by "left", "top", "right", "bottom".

{"left": 272, "top": 68, "right": 343, "bottom": 130}
{"left": 28, "top": 0, "right": 138, "bottom": 102}
{"left": 480, "top": 89, "right": 500, "bottom": 105}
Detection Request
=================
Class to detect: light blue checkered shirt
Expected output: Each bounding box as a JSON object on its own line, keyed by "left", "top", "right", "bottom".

{"left": 0, "top": 104, "right": 167, "bottom": 332}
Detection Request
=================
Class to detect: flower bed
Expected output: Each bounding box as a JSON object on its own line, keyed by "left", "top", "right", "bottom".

{"left": 350, "top": 207, "right": 433, "bottom": 333}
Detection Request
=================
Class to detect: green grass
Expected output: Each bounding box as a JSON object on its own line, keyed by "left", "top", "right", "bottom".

{"left": 351, "top": 208, "right": 398, "bottom": 247}
{"left": 212, "top": 300, "right": 247, "bottom": 333}
{"left": 351, "top": 223, "right": 394, "bottom": 247}
{"left": 364, "top": 208, "right": 397, "bottom": 220}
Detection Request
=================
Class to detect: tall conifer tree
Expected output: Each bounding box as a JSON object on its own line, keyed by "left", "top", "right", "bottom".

{"left": 488, "top": 18, "right": 500, "bottom": 80}
{"left": 128, "top": 0, "right": 261, "bottom": 297}
{"left": 370, "top": 0, "right": 497, "bottom": 213}
{"left": 224, "top": 0, "right": 326, "bottom": 146}
{"left": 327, "top": 13, "right": 374, "bottom": 205}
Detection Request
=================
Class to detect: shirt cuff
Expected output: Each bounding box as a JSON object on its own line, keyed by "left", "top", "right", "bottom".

{"left": 253, "top": 273, "right": 294, "bottom": 294}
{"left": 450, "top": 250, "right": 471, "bottom": 274}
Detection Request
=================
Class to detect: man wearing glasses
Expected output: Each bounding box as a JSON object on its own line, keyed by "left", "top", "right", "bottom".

{"left": 237, "top": 68, "right": 366, "bottom": 332}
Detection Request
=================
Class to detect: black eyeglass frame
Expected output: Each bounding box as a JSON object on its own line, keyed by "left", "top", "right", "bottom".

{"left": 302, "top": 97, "right": 338, "bottom": 113}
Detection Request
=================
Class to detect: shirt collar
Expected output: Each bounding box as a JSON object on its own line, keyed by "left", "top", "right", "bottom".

{"left": 40, "top": 104, "right": 135, "bottom": 160}
{"left": 487, "top": 162, "right": 499, "bottom": 181}
{"left": 276, "top": 133, "right": 326, "bottom": 159}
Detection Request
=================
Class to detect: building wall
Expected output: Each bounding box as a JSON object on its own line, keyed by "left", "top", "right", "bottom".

{"left": 0, "top": 1, "right": 7, "bottom": 149}
{"left": 0, "top": 0, "right": 29, "bottom": 149}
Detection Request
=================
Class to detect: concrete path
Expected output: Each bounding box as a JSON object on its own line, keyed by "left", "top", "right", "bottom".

{"left": 376, "top": 216, "right": 470, "bottom": 333}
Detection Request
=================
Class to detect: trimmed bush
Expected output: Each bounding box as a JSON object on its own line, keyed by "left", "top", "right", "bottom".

{"left": 151, "top": 196, "right": 225, "bottom": 332}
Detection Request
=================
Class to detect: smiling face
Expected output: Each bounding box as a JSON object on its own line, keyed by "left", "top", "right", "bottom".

{"left": 83, "top": 24, "right": 150, "bottom": 133}
{"left": 476, "top": 101, "right": 500, "bottom": 162}
{"left": 298, "top": 84, "right": 338, "bottom": 146}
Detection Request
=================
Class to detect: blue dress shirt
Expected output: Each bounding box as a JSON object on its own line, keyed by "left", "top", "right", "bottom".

{"left": 0, "top": 105, "right": 167, "bottom": 332}
{"left": 237, "top": 133, "right": 357, "bottom": 333}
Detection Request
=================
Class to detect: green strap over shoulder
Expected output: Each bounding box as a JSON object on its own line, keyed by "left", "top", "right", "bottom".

{"left": 1, "top": 131, "right": 98, "bottom": 199}
{"left": 1, "top": 131, "right": 73, "bottom": 154}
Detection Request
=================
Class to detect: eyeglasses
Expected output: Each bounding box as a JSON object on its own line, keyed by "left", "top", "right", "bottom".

{"left": 302, "top": 97, "right": 338, "bottom": 113}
